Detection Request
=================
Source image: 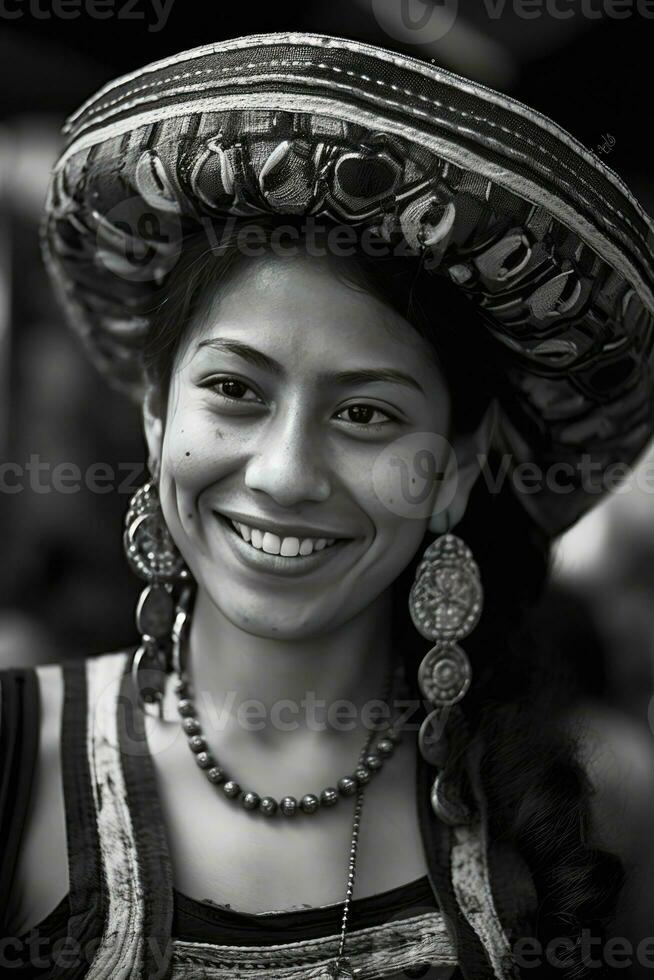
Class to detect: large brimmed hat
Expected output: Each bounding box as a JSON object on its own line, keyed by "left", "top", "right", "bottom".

{"left": 41, "top": 32, "right": 654, "bottom": 537}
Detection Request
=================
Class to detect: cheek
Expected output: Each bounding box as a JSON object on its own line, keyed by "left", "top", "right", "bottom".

{"left": 156, "top": 409, "right": 244, "bottom": 539}
{"left": 160, "top": 409, "right": 238, "bottom": 492}
{"left": 370, "top": 431, "right": 452, "bottom": 522}
{"left": 334, "top": 443, "right": 430, "bottom": 579}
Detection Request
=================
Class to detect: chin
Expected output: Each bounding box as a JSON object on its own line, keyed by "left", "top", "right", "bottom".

{"left": 206, "top": 586, "right": 343, "bottom": 641}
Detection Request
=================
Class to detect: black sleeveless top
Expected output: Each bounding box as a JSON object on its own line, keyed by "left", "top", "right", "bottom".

{"left": 0, "top": 653, "right": 536, "bottom": 979}
{"left": 9, "top": 878, "right": 442, "bottom": 976}
{"left": 9, "top": 877, "right": 438, "bottom": 975}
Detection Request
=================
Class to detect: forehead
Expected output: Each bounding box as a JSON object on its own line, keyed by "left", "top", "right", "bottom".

{"left": 182, "top": 251, "right": 444, "bottom": 381}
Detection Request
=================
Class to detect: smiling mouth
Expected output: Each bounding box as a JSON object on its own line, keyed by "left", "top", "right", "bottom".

{"left": 213, "top": 512, "right": 348, "bottom": 559}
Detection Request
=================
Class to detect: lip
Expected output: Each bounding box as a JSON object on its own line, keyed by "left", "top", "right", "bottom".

{"left": 212, "top": 508, "right": 353, "bottom": 542}
{"left": 211, "top": 512, "right": 356, "bottom": 578}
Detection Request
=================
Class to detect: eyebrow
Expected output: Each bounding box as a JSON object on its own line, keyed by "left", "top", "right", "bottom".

{"left": 196, "top": 338, "right": 281, "bottom": 374}
{"left": 195, "top": 338, "right": 426, "bottom": 395}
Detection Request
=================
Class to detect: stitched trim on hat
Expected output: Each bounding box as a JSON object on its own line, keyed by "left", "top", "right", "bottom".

{"left": 60, "top": 62, "right": 654, "bottom": 254}
{"left": 59, "top": 31, "right": 654, "bottom": 228}
{"left": 52, "top": 91, "right": 654, "bottom": 322}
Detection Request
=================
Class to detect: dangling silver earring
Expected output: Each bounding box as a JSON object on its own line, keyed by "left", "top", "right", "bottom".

{"left": 409, "top": 512, "right": 483, "bottom": 825}
{"left": 123, "top": 477, "right": 192, "bottom": 716}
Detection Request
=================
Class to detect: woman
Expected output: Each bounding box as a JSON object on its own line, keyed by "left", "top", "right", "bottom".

{"left": 1, "top": 31, "right": 653, "bottom": 980}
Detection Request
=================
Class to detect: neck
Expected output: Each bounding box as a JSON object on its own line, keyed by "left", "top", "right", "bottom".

{"left": 177, "top": 586, "right": 396, "bottom": 751}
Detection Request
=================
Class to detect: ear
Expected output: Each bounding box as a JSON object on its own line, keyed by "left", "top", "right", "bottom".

{"left": 429, "top": 398, "right": 499, "bottom": 534}
{"left": 142, "top": 384, "right": 164, "bottom": 478}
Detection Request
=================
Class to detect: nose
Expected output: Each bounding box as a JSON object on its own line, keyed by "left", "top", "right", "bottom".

{"left": 243, "top": 403, "right": 331, "bottom": 507}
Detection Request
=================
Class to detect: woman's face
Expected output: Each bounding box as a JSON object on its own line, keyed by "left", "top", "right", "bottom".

{"left": 146, "top": 250, "right": 453, "bottom": 639}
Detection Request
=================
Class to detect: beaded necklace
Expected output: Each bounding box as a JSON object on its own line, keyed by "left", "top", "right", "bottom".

{"left": 169, "top": 592, "right": 408, "bottom": 977}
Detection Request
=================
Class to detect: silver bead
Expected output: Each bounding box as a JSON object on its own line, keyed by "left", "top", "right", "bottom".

{"left": 300, "top": 793, "right": 319, "bottom": 814}
{"left": 280, "top": 796, "right": 298, "bottom": 817}
{"left": 182, "top": 717, "right": 201, "bottom": 735}
{"left": 320, "top": 787, "right": 339, "bottom": 807}
{"left": 223, "top": 780, "right": 241, "bottom": 799}
{"left": 188, "top": 735, "right": 207, "bottom": 754}
{"left": 207, "top": 766, "right": 225, "bottom": 784}
{"left": 260, "top": 796, "right": 278, "bottom": 816}
{"left": 337, "top": 777, "right": 357, "bottom": 796}
{"left": 195, "top": 752, "right": 213, "bottom": 769}
{"left": 385, "top": 727, "right": 402, "bottom": 743}
{"left": 355, "top": 766, "right": 371, "bottom": 785}
{"left": 177, "top": 699, "right": 195, "bottom": 717}
{"left": 241, "top": 791, "right": 260, "bottom": 811}
{"left": 364, "top": 752, "right": 383, "bottom": 772}
{"left": 376, "top": 738, "right": 395, "bottom": 757}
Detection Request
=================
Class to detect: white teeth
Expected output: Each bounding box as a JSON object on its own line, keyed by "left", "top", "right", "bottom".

{"left": 233, "top": 521, "right": 251, "bottom": 542}
{"left": 280, "top": 537, "right": 301, "bottom": 557}
{"left": 226, "top": 517, "right": 341, "bottom": 558}
{"left": 262, "top": 532, "right": 281, "bottom": 554}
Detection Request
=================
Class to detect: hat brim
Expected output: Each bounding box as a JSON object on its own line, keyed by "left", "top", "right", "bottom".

{"left": 41, "top": 32, "right": 654, "bottom": 537}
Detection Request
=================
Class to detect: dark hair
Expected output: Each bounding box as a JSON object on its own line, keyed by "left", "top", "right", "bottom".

{"left": 142, "top": 214, "right": 503, "bottom": 430}
{"left": 143, "top": 216, "right": 624, "bottom": 978}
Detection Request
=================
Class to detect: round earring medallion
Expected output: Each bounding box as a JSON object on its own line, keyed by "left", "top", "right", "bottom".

{"left": 418, "top": 644, "right": 472, "bottom": 706}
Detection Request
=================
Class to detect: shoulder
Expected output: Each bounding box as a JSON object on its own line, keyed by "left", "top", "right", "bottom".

{"left": 0, "top": 661, "right": 64, "bottom": 765}
{"left": 0, "top": 662, "right": 67, "bottom": 936}
{"left": 0, "top": 650, "right": 134, "bottom": 789}
{"left": 1, "top": 652, "right": 130, "bottom": 937}
{"left": 26, "top": 650, "right": 135, "bottom": 739}
{"left": 35, "top": 661, "right": 65, "bottom": 727}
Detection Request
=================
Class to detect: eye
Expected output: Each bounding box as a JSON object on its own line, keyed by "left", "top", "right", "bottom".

{"left": 205, "top": 377, "right": 263, "bottom": 404}
{"left": 333, "top": 404, "right": 397, "bottom": 428}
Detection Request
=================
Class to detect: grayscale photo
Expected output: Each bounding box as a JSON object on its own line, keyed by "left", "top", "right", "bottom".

{"left": 1, "top": 2, "right": 653, "bottom": 978}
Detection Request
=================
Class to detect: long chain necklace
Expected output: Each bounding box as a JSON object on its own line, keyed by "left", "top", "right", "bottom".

{"left": 169, "top": 591, "right": 407, "bottom": 977}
